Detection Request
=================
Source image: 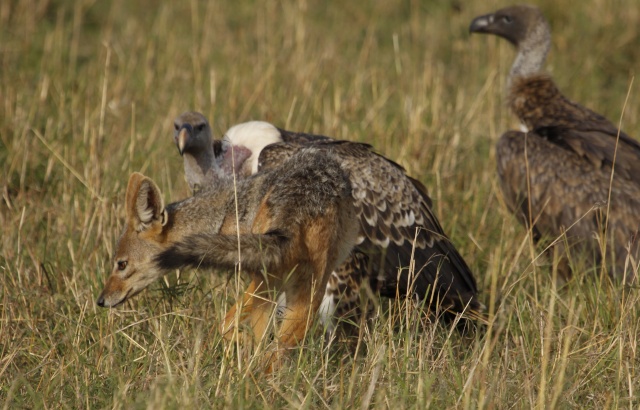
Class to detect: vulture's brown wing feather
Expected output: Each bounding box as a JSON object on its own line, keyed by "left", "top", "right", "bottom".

{"left": 278, "top": 128, "right": 333, "bottom": 144}
{"left": 511, "top": 75, "right": 640, "bottom": 179}
{"left": 336, "top": 143, "right": 479, "bottom": 312}
{"left": 257, "top": 130, "right": 333, "bottom": 170}
{"left": 497, "top": 130, "right": 640, "bottom": 276}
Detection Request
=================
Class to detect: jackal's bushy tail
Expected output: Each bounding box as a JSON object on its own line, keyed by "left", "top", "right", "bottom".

{"left": 155, "top": 231, "right": 290, "bottom": 273}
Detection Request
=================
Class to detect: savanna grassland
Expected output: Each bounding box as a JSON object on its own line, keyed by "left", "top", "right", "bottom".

{"left": 1, "top": 0, "right": 639, "bottom": 408}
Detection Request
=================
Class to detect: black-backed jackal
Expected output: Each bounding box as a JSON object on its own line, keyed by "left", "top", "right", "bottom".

{"left": 97, "top": 148, "right": 358, "bottom": 371}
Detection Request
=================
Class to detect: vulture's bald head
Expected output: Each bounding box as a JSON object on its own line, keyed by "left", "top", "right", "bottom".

{"left": 470, "top": 5, "right": 548, "bottom": 48}
{"left": 173, "top": 111, "right": 213, "bottom": 156}
{"left": 470, "top": 5, "right": 552, "bottom": 81}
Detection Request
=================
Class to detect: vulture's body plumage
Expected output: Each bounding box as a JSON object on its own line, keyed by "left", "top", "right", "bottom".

{"left": 471, "top": 5, "right": 640, "bottom": 280}
{"left": 217, "top": 121, "right": 482, "bottom": 332}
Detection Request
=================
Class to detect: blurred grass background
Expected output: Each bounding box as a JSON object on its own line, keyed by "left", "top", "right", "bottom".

{"left": 1, "top": 0, "right": 639, "bottom": 407}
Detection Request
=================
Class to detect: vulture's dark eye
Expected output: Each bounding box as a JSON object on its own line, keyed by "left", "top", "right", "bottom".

{"left": 195, "top": 123, "right": 206, "bottom": 132}
{"left": 502, "top": 15, "right": 513, "bottom": 23}
{"left": 117, "top": 261, "right": 128, "bottom": 271}
{"left": 174, "top": 123, "right": 180, "bottom": 131}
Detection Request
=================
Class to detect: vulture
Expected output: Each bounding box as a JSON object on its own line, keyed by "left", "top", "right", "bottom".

{"left": 211, "top": 121, "right": 483, "bottom": 332}
{"left": 470, "top": 5, "right": 640, "bottom": 280}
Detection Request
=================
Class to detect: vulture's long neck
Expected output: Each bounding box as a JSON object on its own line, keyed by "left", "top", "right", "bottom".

{"left": 508, "top": 20, "right": 551, "bottom": 87}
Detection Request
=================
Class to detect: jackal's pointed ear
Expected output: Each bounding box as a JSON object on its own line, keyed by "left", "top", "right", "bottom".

{"left": 125, "top": 172, "right": 167, "bottom": 232}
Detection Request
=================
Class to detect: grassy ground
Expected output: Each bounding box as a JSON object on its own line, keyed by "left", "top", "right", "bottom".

{"left": 1, "top": 0, "right": 639, "bottom": 408}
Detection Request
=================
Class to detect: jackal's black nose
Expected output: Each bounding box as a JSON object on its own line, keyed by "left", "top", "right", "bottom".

{"left": 97, "top": 295, "right": 106, "bottom": 307}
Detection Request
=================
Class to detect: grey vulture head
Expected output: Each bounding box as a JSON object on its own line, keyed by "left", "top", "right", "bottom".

{"left": 470, "top": 5, "right": 551, "bottom": 80}
{"left": 173, "top": 111, "right": 221, "bottom": 194}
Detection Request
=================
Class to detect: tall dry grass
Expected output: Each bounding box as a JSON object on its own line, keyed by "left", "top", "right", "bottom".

{"left": 1, "top": 0, "right": 639, "bottom": 408}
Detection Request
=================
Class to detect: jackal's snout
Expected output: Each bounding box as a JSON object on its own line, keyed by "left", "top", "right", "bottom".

{"left": 96, "top": 275, "right": 128, "bottom": 308}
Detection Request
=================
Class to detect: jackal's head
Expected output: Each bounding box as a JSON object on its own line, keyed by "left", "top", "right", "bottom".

{"left": 97, "top": 172, "right": 169, "bottom": 308}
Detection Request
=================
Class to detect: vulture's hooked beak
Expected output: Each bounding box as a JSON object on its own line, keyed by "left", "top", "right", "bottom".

{"left": 176, "top": 125, "right": 192, "bottom": 156}
{"left": 469, "top": 13, "right": 494, "bottom": 33}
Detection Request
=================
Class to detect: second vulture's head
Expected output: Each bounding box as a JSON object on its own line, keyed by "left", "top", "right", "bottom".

{"left": 469, "top": 5, "right": 548, "bottom": 48}
{"left": 173, "top": 111, "right": 213, "bottom": 156}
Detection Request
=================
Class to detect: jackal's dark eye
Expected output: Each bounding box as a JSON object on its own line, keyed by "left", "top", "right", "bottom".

{"left": 117, "top": 261, "right": 128, "bottom": 271}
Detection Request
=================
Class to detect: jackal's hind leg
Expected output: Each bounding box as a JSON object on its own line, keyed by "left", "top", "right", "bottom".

{"left": 222, "top": 279, "right": 275, "bottom": 347}
{"left": 265, "top": 277, "right": 325, "bottom": 373}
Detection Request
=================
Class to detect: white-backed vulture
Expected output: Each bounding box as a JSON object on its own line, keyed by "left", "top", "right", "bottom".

{"left": 470, "top": 5, "right": 640, "bottom": 280}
